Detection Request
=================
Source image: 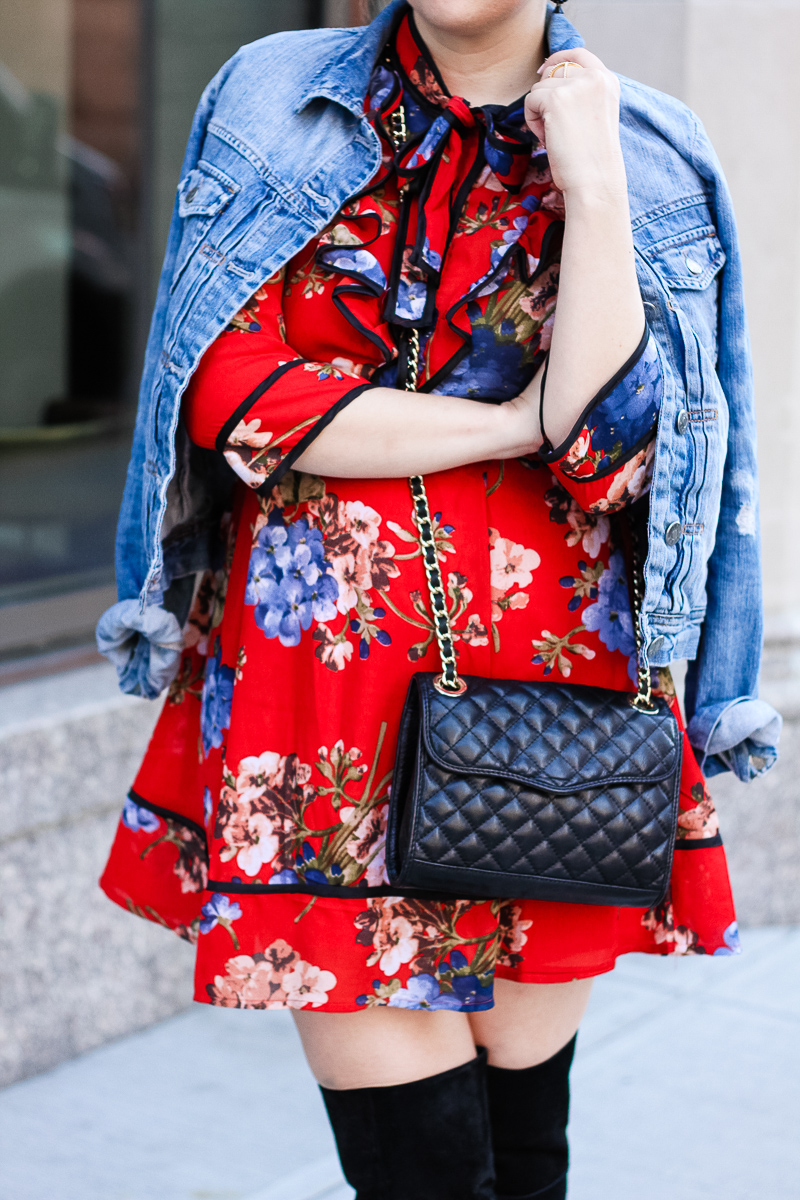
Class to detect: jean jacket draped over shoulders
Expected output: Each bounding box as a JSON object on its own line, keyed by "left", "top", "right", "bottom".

{"left": 96, "top": 0, "right": 782, "bottom": 783}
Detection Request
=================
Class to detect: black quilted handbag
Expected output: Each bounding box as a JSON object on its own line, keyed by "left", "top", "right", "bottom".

{"left": 386, "top": 333, "right": 682, "bottom": 907}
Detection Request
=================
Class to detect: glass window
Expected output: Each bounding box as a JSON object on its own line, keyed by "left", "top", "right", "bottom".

{"left": 0, "top": 0, "right": 320, "bottom": 663}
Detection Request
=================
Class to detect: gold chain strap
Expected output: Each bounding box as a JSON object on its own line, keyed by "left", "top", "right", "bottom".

{"left": 628, "top": 525, "right": 656, "bottom": 712}
{"left": 390, "top": 101, "right": 466, "bottom": 695}
{"left": 388, "top": 99, "right": 653, "bottom": 708}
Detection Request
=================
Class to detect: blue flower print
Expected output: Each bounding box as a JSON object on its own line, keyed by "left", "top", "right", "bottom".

{"left": 200, "top": 640, "right": 235, "bottom": 755}
{"left": 408, "top": 113, "right": 450, "bottom": 167}
{"left": 122, "top": 796, "right": 161, "bottom": 833}
{"left": 320, "top": 247, "right": 387, "bottom": 292}
{"left": 245, "top": 516, "right": 339, "bottom": 648}
{"left": 433, "top": 302, "right": 534, "bottom": 401}
{"left": 422, "top": 236, "right": 441, "bottom": 272}
{"left": 203, "top": 787, "right": 213, "bottom": 826}
{"left": 582, "top": 550, "right": 636, "bottom": 658}
{"left": 269, "top": 868, "right": 300, "bottom": 885}
{"left": 449, "top": 974, "right": 494, "bottom": 1010}
{"left": 387, "top": 974, "right": 465, "bottom": 1010}
{"left": 588, "top": 335, "right": 663, "bottom": 466}
{"left": 395, "top": 278, "right": 427, "bottom": 321}
{"left": 199, "top": 892, "right": 242, "bottom": 948}
{"left": 485, "top": 139, "right": 513, "bottom": 178}
{"left": 713, "top": 921, "right": 742, "bottom": 956}
{"left": 367, "top": 65, "right": 396, "bottom": 112}
{"left": 199, "top": 892, "right": 242, "bottom": 934}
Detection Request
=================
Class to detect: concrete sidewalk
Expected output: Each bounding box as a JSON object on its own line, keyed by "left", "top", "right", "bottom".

{"left": 0, "top": 927, "right": 797, "bottom": 1200}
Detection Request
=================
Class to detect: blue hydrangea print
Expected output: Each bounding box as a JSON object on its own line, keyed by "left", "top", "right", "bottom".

{"left": 582, "top": 549, "right": 636, "bottom": 658}
{"left": 200, "top": 640, "right": 235, "bottom": 755}
{"left": 245, "top": 515, "right": 338, "bottom": 648}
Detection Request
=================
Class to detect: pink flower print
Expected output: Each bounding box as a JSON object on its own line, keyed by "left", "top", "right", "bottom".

{"left": 561, "top": 503, "right": 610, "bottom": 559}
{"left": 600, "top": 442, "right": 656, "bottom": 510}
{"left": 228, "top": 417, "right": 275, "bottom": 449}
{"left": 540, "top": 187, "right": 566, "bottom": 217}
{"left": 366, "top": 904, "right": 420, "bottom": 976}
{"left": 476, "top": 164, "right": 504, "bottom": 191}
{"left": 207, "top": 953, "right": 288, "bottom": 1008}
{"left": 236, "top": 751, "right": 283, "bottom": 803}
{"left": 206, "top": 939, "right": 333, "bottom": 1009}
{"left": 236, "top": 812, "right": 280, "bottom": 877}
{"left": 344, "top": 500, "right": 382, "bottom": 549}
{"left": 461, "top": 614, "right": 490, "bottom": 646}
{"left": 538, "top": 311, "right": 555, "bottom": 351}
{"left": 281, "top": 960, "right": 338, "bottom": 1009}
{"left": 506, "top": 905, "right": 533, "bottom": 954}
{"left": 313, "top": 623, "right": 354, "bottom": 670}
{"left": 340, "top": 803, "right": 388, "bottom": 886}
{"left": 489, "top": 536, "right": 540, "bottom": 593}
{"left": 330, "top": 551, "right": 373, "bottom": 613}
{"left": 677, "top": 788, "right": 720, "bottom": 841}
{"left": 564, "top": 429, "right": 591, "bottom": 469}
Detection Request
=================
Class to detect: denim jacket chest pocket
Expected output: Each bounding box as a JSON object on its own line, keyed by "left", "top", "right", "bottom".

{"left": 170, "top": 161, "right": 242, "bottom": 293}
{"left": 634, "top": 197, "right": 729, "bottom": 624}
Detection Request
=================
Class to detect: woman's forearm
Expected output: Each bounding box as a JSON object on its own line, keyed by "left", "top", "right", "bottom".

{"left": 536, "top": 184, "right": 645, "bottom": 449}
{"left": 292, "top": 385, "right": 538, "bottom": 478}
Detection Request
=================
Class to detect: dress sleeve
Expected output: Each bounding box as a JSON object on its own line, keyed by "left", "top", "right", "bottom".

{"left": 538, "top": 328, "right": 663, "bottom": 513}
{"left": 183, "top": 270, "right": 372, "bottom": 492}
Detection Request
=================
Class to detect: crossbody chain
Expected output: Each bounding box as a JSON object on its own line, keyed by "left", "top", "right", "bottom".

{"left": 387, "top": 101, "right": 655, "bottom": 711}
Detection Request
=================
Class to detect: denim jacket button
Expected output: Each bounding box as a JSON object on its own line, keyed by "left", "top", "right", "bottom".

{"left": 665, "top": 521, "right": 682, "bottom": 546}
{"left": 185, "top": 186, "right": 198, "bottom": 202}
{"left": 686, "top": 256, "right": 703, "bottom": 275}
{"left": 648, "top": 636, "right": 665, "bottom": 656}
{"left": 676, "top": 409, "right": 690, "bottom": 434}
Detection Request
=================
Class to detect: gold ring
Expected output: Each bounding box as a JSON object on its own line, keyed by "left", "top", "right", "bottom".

{"left": 547, "top": 60, "right": 584, "bottom": 79}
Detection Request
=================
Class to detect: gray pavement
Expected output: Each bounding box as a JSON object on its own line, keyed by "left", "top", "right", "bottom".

{"left": 0, "top": 927, "right": 797, "bottom": 1200}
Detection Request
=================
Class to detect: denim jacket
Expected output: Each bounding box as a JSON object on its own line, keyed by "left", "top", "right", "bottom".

{"left": 97, "top": 1, "right": 782, "bottom": 782}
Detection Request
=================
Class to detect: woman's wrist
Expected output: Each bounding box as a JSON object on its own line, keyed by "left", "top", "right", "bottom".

{"left": 494, "top": 392, "right": 543, "bottom": 459}
{"left": 562, "top": 158, "right": 629, "bottom": 212}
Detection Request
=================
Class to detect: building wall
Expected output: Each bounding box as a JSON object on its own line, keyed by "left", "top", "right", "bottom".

{"left": 569, "top": 0, "right": 800, "bottom": 657}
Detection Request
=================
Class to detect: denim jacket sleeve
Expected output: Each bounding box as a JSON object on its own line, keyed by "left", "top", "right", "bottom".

{"left": 680, "top": 115, "right": 782, "bottom": 780}
{"left": 97, "top": 57, "right": 242, "bottom": 699}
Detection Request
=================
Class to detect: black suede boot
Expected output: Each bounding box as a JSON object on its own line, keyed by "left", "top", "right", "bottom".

{"left": 485, "top": 1035, "right": 576, "bottom": 1200}
{"left": 320, "top": 1049, "right": 496, "bottom": 1200}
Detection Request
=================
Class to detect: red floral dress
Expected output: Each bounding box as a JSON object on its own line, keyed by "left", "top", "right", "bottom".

{"left": 100, "top": 12, "right": 739, "bottom": 1013}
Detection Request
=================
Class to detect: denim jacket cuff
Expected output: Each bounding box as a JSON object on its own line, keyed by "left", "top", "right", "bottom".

{"left": 96, "top": 599, "right": 184, "bottom": 699}
{"left": 687, "top": 697, "right": 783, "bottom": 782}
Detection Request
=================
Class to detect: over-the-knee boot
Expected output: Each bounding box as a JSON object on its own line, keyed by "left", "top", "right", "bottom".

{"left": 320, "top": 1049, "right": 496, "bottom": 1200}
{"left": 485, "top": 1035, "right": 576, "bottom": 1200}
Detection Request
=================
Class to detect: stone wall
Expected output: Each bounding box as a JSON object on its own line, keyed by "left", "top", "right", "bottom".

{"left": 0, "top": 667, "right": 193, "bottom": 1088}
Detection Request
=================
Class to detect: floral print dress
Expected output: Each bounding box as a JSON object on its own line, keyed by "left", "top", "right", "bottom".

{"left": 100, "top": 11, "right": 739, "bottom": 1013}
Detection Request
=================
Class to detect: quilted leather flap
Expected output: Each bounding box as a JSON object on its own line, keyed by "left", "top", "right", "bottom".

{"left": 418, "top": 675, "right": 680, "bottom": 793}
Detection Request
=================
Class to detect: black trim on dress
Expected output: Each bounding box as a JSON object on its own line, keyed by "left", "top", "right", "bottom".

{"left": 539, "top": 323, "right": 651, "bottom": 462}
{"left": 214, "top": 358, "right": 310, "bottom": 453}
{"left": 255, "top": 381, "right": 374, "bottom": 496}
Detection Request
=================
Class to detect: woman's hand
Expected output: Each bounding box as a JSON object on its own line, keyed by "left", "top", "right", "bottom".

{"left": 524, "top": 48, "right": 625, "bottom": 201}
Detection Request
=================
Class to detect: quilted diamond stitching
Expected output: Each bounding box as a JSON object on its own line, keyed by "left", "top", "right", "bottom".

{"left": 422, "top": 677, "right": 678, "bottom": 792}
